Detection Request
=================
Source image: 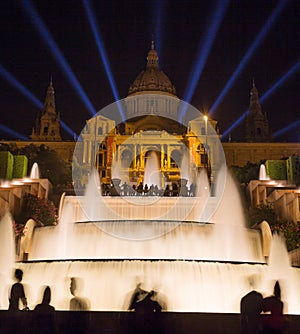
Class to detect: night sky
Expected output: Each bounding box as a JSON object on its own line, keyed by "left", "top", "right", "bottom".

{"left": 0, "top": 0, "right": 299, "bottom": 141}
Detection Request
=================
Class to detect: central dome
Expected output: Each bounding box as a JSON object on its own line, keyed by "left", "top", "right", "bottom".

{"left": 128, "top": 41, "right": 177, "bottom": 96}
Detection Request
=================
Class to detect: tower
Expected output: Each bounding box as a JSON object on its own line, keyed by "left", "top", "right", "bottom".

{"left": 31, "top": 78, "right": 61, "bottom": 141}
{"left": 244, "top": 81, "right": 273, "bottom": 142}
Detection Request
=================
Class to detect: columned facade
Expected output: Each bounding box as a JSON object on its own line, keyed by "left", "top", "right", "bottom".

{"left": 80, "top": 115, "right": 216, "bottom": 186}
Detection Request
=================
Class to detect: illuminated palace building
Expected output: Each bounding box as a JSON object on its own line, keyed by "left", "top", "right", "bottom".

{"left": 6, "top": 43, "right": 299, "bottom": 183}
{"left": 80, "top": 42, "right": 221, "bottom": 187}
{"left": 78, "top": 43, "right": 299, "bottom": 187}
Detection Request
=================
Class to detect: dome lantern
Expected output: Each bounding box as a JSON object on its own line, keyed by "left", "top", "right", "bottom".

{"left": 128, "top": 41, "right": 177, "bottom": 96}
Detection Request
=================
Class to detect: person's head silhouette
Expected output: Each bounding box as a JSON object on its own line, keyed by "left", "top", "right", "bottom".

{"left": 70, "top": 277, "right": 77, "bottom": 296}
{"left": 70, "top": 277, "right": 85, "bottom": 297}
{"left": 14, "top": 269, "right": 23, "bottom": 282}
{"left": 69, "top": 277, "right": 90, "bottom": 311}
{"left": 42, "top": 286, "right": 51, "bottom": 305}
{"left": 274, "top": 280, "right": 281, "bottom": 299}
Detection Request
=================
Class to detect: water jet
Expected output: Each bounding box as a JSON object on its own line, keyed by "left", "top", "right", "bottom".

{"left": 259, "top": 164, "right": 270, "bottom": 181}
{"left": 1, "top": 166, "right": 299, "bottom": 315}
{"left": 29, "top": 162, "right": 40, "bottom": 179}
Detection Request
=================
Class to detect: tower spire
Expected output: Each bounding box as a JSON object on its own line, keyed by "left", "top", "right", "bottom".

{"left": 244, "top": 80, "right": 272, "bottom": 142}
{"left": 30, "top": 78, "right": 61, "bottom": 141}
{"left": 44, "top": 77, "right": 56, "bottom": 115}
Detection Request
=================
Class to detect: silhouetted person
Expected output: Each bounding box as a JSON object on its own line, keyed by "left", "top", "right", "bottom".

{"left": 122, "top": 182, "right": 130, "bottom": 196}
{"left": 8, "top": 269, "right": 29, "bottom": 312}
{"left": 189, "top": 182, "right": 197, "bottom": 196}
{"left": 164, "top": 185, "right": 171, "bottom": 197}
{"left": 262, "top": 281, "right": 288, "bottom": 334}
{"left": 148, "top": 184, "right": 155, "bottom": 196}
{"left": 69, "top": 277, "right": 90, "bottom": 311}
{"left": 172, "top": 183, "right": 179, "bottom": 196}
{"left": 241, "top": 291, "right": 263, "bottom": 334}
{"left": 143, "top": 184, "right": 149, "bottom": 195}
{"left": 133, "top": 290, "right": 163, "bottom": 334}
{"left": 137, "top": 183, "right": 143, "bottom": 195}
{"left": 32, "top": 286, "right": 56, "bottom": 334}
{"left": 128, "top": 283, "right": 148, "bottom": 310}
{"left": 240, "top": 275, "right": 263, "bottom": 334}
{"left": 68, "top": 277, "right": 90, "bottom": 334}
{"left": 7, "top": 269, "right": 29, "bottom": 334}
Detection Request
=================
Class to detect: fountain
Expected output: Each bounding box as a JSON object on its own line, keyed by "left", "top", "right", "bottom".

{"left": 143, "top": 151, "right": 162, "bottom": 189}
{"left": 1, "top": 96, "right": 300, "bottom": 332}
{"left": 0, "top": 211, "right": 15, "bottom": 309}
{"left": 179, "top": 151, "right": 192, "bottom": 188}
{"left": 1, "top": 165, "right": 299, "bottom": 315}
{"left": 259, "top": 163, "right": 270, "bottom": 181}
{"left": 29, "top": 162, "right": 40, "bottom": 179}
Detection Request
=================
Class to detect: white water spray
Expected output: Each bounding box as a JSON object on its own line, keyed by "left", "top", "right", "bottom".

{"left": 29, "top": 162, "right": 40, "bottom": 179}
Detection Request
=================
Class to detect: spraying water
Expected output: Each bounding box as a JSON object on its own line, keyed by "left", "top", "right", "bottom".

{"left": 0, "top": 211, "right": 16, "bottom": 309}
{"left": 29, "top": 162, "right": 40, "bottom": 179}
{"left": 179, "top": 151, "right": 192, "bottom": 187}
{"left": 3, "top": 167, "right": 300, "bottom": 314}
{"left": 259, "top": 164, "right": 269, "bottom": 181}
{"left": 143, "top": 151, "right": 162, "bottom": 188}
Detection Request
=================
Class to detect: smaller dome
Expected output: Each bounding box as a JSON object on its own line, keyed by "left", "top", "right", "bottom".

{"left": 128, "top": 42, "right": 177, "bottom": 96}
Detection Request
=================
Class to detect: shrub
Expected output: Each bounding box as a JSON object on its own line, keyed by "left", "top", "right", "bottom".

{"left": 0, "top": 151, "right": 14, "bottom": 180}
{"left": 271, "top": 221, "right": 300, "bottom": 252}
{"left": 13, "top": 155, "right": 28, "bottom": 178}
{"left": 247, "top": 203, "right": 280, "bottom": 227}
{"left": 13, "top": 220, "right": 25, "bottom": 238}
{"left": 17, "top": 193, "right": 58, "bottom": 227}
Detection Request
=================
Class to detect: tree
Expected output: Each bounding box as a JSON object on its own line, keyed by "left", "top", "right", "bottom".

{"left": 230, "top": 161, "right": 262, "bottom": 185}
{"left": 247, "top": 203, "right": 280, "bottom": 227}
{"left": 8, "top": 144, "right": 72, "bottom": 192}
{"left": 230, "top": 161, "right": 264, "bottom": 208}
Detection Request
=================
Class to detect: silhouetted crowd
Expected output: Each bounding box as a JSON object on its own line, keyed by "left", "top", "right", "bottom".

{"left": 6, "top": 269, "right": 90, "bottom": 334}
{"left": 241, "top": 279, "right": 289, "bottom": 334}
{"left": 5, "top": 269, "right": 290, "bottom": 334}
{"left": 127, "top": 283, "right": 165, "bottom": 334}
{"left": 101, "top": 179, "right": 197, "bottom": 197}
{"left": 6, "top": 269, "right": 166, "bottom": 334}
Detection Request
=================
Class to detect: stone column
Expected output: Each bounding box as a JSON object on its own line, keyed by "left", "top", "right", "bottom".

{"left": 161, "top": 144, "right": 165, "bottom": 170}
